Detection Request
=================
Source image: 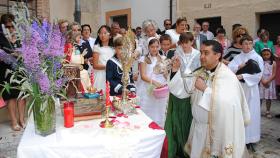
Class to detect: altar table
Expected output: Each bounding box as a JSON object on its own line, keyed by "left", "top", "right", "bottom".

{"left": 17, "top": 109, "right": 165, "bottom": 158}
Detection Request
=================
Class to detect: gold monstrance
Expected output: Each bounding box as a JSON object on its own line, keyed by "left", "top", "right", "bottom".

{"left": 114, "top": 27, "right": 137, "bottom": 114}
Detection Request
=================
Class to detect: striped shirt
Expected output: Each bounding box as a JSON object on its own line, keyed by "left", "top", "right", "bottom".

{"left": 223, "top": 45, "right": 242, "bottom": 61}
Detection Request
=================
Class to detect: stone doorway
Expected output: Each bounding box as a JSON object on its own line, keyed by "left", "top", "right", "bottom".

{"left": 196, "top": 16, "right": 221, "bottom": 36}
{"left": 106, "top": 8, "right": 131, "bottom": 29}
{"left": 112, "top": 14, "right": 128, "bottom": 29}
{"left": 259, "top": 12, "right": 280, "bottom": 43}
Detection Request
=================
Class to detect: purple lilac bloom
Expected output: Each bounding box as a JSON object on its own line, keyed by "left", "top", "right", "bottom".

{"left": 32, "top": 21, "right": 49, "bottom": 44}
{"left": 20, "top": 29, "right": 41, "bottom": 74}
{"left": 52, "top": 60, "right": 62, "bottom": 77}
{"left": 55, "top": 78, "right": 64, "bottom": 89}
{"left": 0, "top": 49, "right": 18, "bottom": 69}
{"left": 37, "top": 72, "right": 51, "bottom": 94}
{"left": 44, "top": 25, "right": 64, "bottom": 57}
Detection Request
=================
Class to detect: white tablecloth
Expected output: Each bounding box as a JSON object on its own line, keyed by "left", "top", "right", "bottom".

{"left": 17, "top": 109, "right": 165, "bottom": 158}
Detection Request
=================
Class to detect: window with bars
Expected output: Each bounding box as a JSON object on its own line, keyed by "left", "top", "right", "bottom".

{"left": 0, "top": 0, "right": 37, "bottom": 17}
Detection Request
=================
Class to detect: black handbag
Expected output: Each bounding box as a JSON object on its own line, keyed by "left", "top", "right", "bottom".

{"left": 236, "top": 59, "right": 261, "bottom": 82}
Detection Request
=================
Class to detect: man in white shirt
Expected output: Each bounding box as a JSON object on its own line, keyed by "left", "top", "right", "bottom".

{"left": 193, "top": 23, "right": 207, "bottom": 50}
{"left": 200, "top": 22, "right": 214, "bottom": 40}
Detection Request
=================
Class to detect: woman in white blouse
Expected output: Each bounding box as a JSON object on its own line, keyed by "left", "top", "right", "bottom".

{"left": 92, "top": 25, "right": 115, "bottom": 92}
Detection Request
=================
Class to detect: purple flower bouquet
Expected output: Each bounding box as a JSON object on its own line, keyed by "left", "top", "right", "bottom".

{"left": 0, "top": 20, "right": 67, "bottom": 136}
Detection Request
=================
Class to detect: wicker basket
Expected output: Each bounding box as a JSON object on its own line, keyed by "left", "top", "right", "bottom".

{"left": 153, "top": 85, "right": 169, "bottom": 99}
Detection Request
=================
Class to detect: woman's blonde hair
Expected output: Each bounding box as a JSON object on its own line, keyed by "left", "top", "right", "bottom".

{"left": 232, "top": 26, "right": 249, "bottom": 43}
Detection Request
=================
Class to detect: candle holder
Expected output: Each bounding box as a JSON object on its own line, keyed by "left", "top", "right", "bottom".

{"left": 102, "top": 106, "right": 114, "bottom": 128}
{"left": 100, "top": 81, "right": 114, "bottom": 128}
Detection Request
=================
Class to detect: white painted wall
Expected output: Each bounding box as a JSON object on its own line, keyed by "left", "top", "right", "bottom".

{"left": 101, "top": 0, "right": 171, "bottom": 30}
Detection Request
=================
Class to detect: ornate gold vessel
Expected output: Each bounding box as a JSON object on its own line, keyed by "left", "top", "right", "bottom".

{"left": 114, "top": 27, "right": 137, "bottom": 115}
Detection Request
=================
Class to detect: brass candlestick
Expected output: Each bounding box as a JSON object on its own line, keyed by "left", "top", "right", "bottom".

{"left": 103, "top": 106, "right": 113, "bottom": 128}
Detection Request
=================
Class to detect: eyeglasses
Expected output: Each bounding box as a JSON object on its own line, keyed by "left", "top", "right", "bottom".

{"left": 165, "top": 23, "right": 172, "bottom": 26}
{"left": 98, "top": 32, "right": 110, "bottom": 36}
{"left": 5, "top": 25, "right": 14, "bottom": 29}
{"left": 237, "top": 34, "right": 247, "bottom": 37}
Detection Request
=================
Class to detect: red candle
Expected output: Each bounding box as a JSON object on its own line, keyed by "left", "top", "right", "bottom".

{"left": 64, "top": 101, "right": 74, "bottom": 128}
{"left": 90, "top": 70, "right": 94, "bottom": 86}
{"left": 106, "top": 81, "right": 111, "bottom": 107}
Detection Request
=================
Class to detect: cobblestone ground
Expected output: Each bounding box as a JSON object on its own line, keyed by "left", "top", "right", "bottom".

{"left": 0, "top": 101, "right": 280, "bottom": 158}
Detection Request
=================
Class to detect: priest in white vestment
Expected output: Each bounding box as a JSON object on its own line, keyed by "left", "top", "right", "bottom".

{"left": 183, "top": 40, "right": 250, "bottom": 158}
{"left": 228, "top": 35, "right": 264, "bottom": 151}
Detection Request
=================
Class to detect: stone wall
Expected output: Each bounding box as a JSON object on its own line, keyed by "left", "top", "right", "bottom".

{"left": 177, "top": 0, "right": 280, "bottom": 38}
{"left": 37, "top": 0, "right": 50, "bottom": 19}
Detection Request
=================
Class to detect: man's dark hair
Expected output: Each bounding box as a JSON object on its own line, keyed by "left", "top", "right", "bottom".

{"left": 239, "top": 35, "right": 253, "bottom": 45}
{"left": 164, "top": 19, "right": 171, "bottom": 25}
{"left": 81, "top": 24, "right": 92, "bottom": 33}
{"left": 159, "top": 34, "right": 172, "bottom": 43}
{"left": 202, "top": 40, "right": 223, "bottom": 61}
{"left": 179, "top": 32, "right": 194, "bottom": 44}
{"left": 0, "top": 13, "right": 14, "bottom": 24}
{"left": 136, "top": 26, "right": 141, "bottom": 30}
{"left": 216, "top": 28, "right": 226, "bottom": 35}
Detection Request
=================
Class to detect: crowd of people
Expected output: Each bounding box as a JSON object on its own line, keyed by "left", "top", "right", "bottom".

{"left": 1, "top": 12, "right": 280, "bottom": 157}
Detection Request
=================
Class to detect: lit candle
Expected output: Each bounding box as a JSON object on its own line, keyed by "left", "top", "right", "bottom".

{"left": 106, "top": 81, "right": 111, "bottom": 107}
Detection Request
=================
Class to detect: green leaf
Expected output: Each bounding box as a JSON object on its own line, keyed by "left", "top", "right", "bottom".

{"left": 3, "top": 82, "right": 11, "bottom": 94}
{"left": 27, "top": 98, "right": 36, "bottom": 117}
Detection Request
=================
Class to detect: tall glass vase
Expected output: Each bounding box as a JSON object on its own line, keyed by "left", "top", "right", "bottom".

{"left": 33, "top": 96, "right": 56, "bottom": 136}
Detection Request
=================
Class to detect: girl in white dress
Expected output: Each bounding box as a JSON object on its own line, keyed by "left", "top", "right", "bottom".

{"left": 137, "top": 37, "right": 168, "bottom": 127}
{"left": 92, "top": 25, "right": 115, "bottom": 92}
{"left": 259, "top": 48, "right": 277, "bottom": 118}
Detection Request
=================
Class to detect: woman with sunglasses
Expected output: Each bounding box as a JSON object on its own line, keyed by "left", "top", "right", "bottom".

{"left": 223, "top": 26, "right": 249, "bottom": 65}
{"left": 0, "top": 14, "right": 26, "bottom": 131}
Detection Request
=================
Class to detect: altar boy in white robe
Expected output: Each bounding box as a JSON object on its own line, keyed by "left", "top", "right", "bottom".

{"left": 183, "top": 40, "right": 250, "bottom": 158}
{"left": 228, "top": 35, "right": 264, "bottom": 152}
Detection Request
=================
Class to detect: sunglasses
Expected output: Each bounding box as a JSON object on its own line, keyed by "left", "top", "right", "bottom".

{"left": 5, "top": 25, "right": 14, "bottom": 29}
{"left": 237, "top": 33, "right": 247, "bottom": 37}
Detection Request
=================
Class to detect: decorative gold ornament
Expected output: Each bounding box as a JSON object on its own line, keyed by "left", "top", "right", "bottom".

{"left": 224, "top": 144, "right": 233, "bottom": 155}
{"left": 114, "top": 27, "right": 137, "bottom": 115}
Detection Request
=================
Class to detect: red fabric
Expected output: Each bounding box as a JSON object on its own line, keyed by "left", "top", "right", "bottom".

{"left": 0, "top": 98, "right": 6, "bottom": 108}
{"left": 64, "top": 43, "right": 73, "bottom": 63}
{"left": 148, "top": 121, "right": 163, "bottom": 130}
{"left": 97, "top": 89, "right": 104, "bottom": 96}
{"left": 148, "top": 122, "right": 167, "bottom": 157}
{"left": 80, "top": 82, "right": 85, "bottom": 94}
{"left": 116, "top": 113, "right": 128, "bottom": 118}
{"left": 160, "top": 136, "right": 168, "bottom": 158}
